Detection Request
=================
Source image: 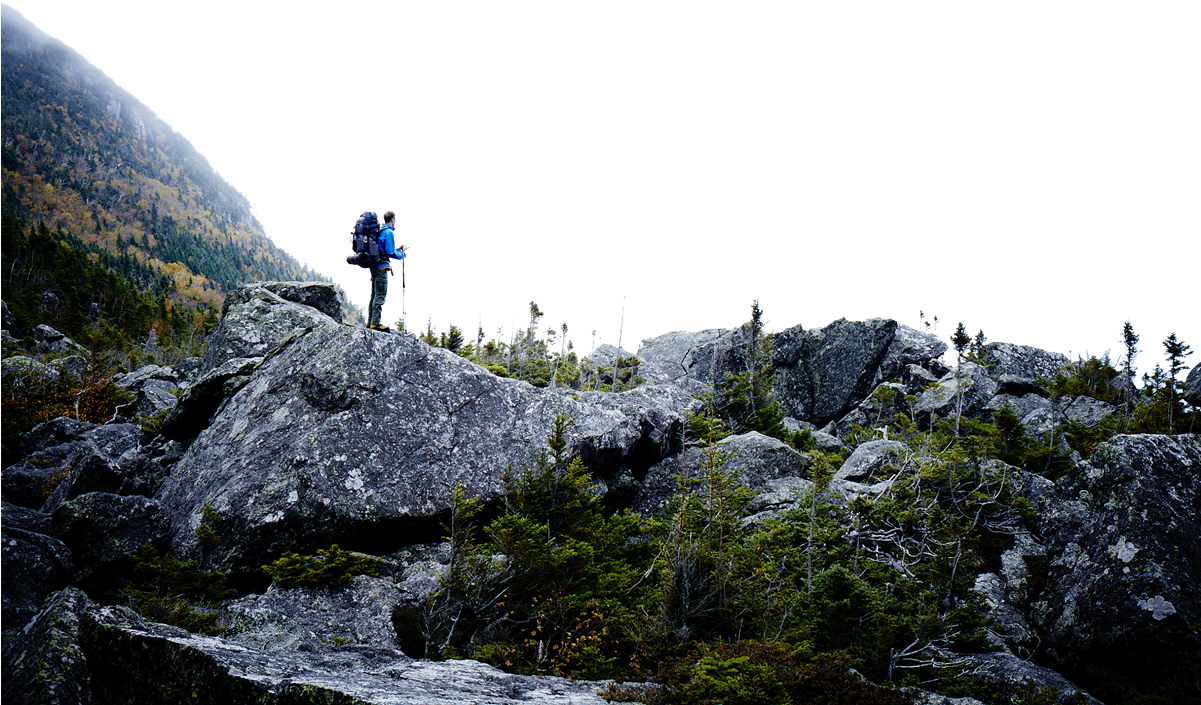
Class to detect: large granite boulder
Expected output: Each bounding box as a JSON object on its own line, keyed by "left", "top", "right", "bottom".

{"left": 636, "top": 329, "right": 730, "bottom": 392}
{"left": 222, "top": 575, "right": 403, "bottom": 651}
{"left": 33, "top": 324, "right": 87, "bottom": 354}
{"left": 1, "top": 504, "right": 73, "bottom": 629}
{"left": 773, "top": 318, "right": 899, "bottom": 426}
{"left": 954, "top": 653, "right": 1102, "bottom": 705}
{"left": 912, "top": 362, "right": 999, "bottom": 424}
{"left": 833, "top": 440, "right": 908, "bottom": 482}
{"left": 5, "top": 421, "right": 120, "bottom": 511}
{"left": 877, "top": 324, "right": 948, "bottom": 380}
{"left": 629, "top": 431, "right": 811, "bottom": 517}
{"left": 159, "top": 355, "right": 263, "bottom": 443}
{"left": 1032, "top": 434, "right": 1201, "bottom": 703}
{"left": 200, "top": 282, "right": 342, "bottom": 374}
{"left": 981, "top": 342, "right": 1070, "bottom": 395}
{"left": 1, "top": 587, "right": 615, "bottom": 704}
{"left": 39, "top": 423, "right": 144, "bottom": 512}
{"left": 114, "top": 364, "right": 183, "bottom": 418}
{"left": 156, "top": 320, "right": 696, "bottom": 574}
{"left": 1183, "top": 364, "right": 1200, "bottom": 405}
{"left": 49, "top": 492, "right": 172, "bottom": 584}
{"left": 1062, "top": 396, "right": 1115, "bottom": 429}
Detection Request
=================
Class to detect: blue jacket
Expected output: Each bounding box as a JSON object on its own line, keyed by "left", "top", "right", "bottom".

{"left": 374, "top": 224, "right": 405, "bottom": 269}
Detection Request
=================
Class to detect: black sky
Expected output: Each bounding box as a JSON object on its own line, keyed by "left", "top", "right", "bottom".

{"left": 9, "top": 4, "right": 1191, "bottom": 357}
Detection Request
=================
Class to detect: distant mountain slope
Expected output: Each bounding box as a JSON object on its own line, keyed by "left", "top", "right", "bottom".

{"left": 1, "top": 5, "right": 331, "bottom": 334}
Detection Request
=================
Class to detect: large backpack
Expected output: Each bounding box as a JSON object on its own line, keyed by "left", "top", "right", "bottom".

{"left": 347, "top": 211, "right": 382, "bottom": 268}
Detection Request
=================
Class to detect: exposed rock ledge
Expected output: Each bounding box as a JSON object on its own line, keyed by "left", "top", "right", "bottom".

{"left": 2, "top": 588, "right": 622, "bottom": 704}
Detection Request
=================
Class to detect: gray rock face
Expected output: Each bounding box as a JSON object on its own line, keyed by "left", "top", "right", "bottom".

{"left": 912, "top": 362, "right": 999, "bottom": 423}
{"left": 1063, "top": 395, "right": 1115, "bottom": 428}
{"left": 33, "top": 323, "right": 87, "bottom": 354}
{"left": 878, "top": 325, "right": 948, "bottom": 381}
{"left": 160, "top": 355, "right": 263, "bottom": 442}
{"left": 630, "top": 432, "right": 811, "bottom": 517}
{"left": 156, "top": 318, "right": 695, "bottom": 573}
{"left": 1032, "top": 434, "right": 1201, "bottom": 702}
{"left": 2, "top": 587, "right": 616, "bottom": 704}
{"left": 1, "top": 588, "right": 92, "bottom": 704}
{"left": 201, "top": 283, "right": 340, "bottom": 374}
{"left": 833, "top": 440, "right": 908, "bottom": 482}
{"left": 223, "top": 280, "right": 345, "bottom": 321}
{"left": 981, "top": 342, "right": 1069, "bottom": 394}
{"left": 115, "top": 364, "right": 185, "bottom": 417}
{"left": 955, "top": 652, "right": 1102, "bottom": 705}
{"left": 1185, "top": 364, "right": 1201, "bottom": 404}
{"left": 774, "top": 318, "right": 899, "bottom": 426}
{"left": 19, "top": 417, "right": 98, "bottom": 457}
{"left": 223, "top": 575, "right": 402, "bottom": 651}
{"left": 717, "top": 431, "right": 813, "bottom": 486}
{"left": 40, "top": 423, "right": 143, "bottom": 512}
{"left": 636, "top": 329, "right": 730, "bottom": 391}
{"left": 49, "top": 492, "right": 171, "bottom": 583}
{"left": 1, "top": 519, "right": 73, "bottom": 629}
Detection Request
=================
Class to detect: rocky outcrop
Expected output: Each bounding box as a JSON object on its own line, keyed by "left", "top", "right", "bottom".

{"left": 955, "top": 652, "right": 1101, "bottom": 705}
{"left": 1, "top": 503, "right": 72, "bottom": 628}
{"left": 1, "top": 587, "right": 616, "bottom": 704}
{"left": 1183, "top": 364, "right": 1200, "bottom": 404}
{"left": 113, "top": 364, "right": 184, "bottom": 418}
{"left": 981, "top": 342, "right": 1069, "bottom": 395}
{"left": 912, "top": 362, "right": 999, "bottom": 423}
{"left": 222, "top": 575, "right": 402, "bottom": 652}
{"left": 1032, "top": 434, "right": 1201, "bottom": 702}
{"left": 833, "top": 440, "right": 907, "bottom": 482}
{"left": 40, "top": 423, "right": 143, "bottom": 512}
{"left": 636, "top": 329, "right": 730, "bottom": 393}
{"left": 200, "top": 283, "right": 340, "bottom": 374}
{"left": 878, "top": 325, "right": 948, "bottom": 380}
{"left": 156, "top": 288, "right": 696, "bottom": 574}
{"left": 630, "top": 431, "right": 811, "bottom": 517}
{"left": 49, "top": 492, "right": 171, "bottom": 584}
{"left": 774, "top": 318, "right": 900, "bottom": 426}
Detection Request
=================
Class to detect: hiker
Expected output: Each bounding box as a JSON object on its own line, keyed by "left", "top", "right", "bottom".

{"left": 368, "top": 210, "right": 408, "bottom": 331}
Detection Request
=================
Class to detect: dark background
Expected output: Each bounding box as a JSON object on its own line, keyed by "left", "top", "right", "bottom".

{"left": 9, "top": 4, "right": 1191, "bottom": 357}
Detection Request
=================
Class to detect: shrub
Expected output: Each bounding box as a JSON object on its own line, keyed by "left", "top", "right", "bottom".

{"left": 109, "top": 544, "right": 236, "bottom": 636}
{"left": 261, "top": 545, "right": 381, "bottom": 588}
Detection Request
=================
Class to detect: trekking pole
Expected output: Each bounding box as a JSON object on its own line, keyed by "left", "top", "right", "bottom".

{"left": 401, "top": 257, "right": 406, "bottom": 331}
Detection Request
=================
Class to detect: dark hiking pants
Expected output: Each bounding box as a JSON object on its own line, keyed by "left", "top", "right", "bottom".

{"left": 365, "top": 267, "right": 389, "bottom": 329}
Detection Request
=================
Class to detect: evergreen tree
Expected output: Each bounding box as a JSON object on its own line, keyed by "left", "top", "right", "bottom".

{"left": 717, "top": 301, "right": 786, "bottom": 440}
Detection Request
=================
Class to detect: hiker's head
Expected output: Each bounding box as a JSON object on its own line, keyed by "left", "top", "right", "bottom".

{"left": 383, "top": 211, "right": 396, "bottom": 225}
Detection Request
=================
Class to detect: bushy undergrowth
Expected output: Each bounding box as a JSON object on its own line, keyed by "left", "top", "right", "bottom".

{"left": 261, "top": 545, "right": 382, "bottom": 588}
{"left": 108, "top": 544, "right": 236, "bottom": 636}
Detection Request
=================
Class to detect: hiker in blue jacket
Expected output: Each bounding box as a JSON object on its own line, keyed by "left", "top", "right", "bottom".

{"left": 368, "top": 210, "right": 407, "bottom": 331}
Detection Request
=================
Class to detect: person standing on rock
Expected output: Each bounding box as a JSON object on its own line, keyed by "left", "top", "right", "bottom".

{"left": 368, "top": 210, "right": 408, "bottom": 332}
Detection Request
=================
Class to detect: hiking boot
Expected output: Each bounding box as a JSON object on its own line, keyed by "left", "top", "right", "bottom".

{"left": 369, "top": 324, "right": 391, "bottom": 332}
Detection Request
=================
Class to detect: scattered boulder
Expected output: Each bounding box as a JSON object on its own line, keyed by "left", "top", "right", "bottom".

{"left": 748, "top": 476, "right": 814, "bottom": 513}
{"left": 1185, "top": 364, "right": 1201, "bottom": 404}
{"left": 0, "top": 354, "right": 57, "bottom": 383}
{"left": 833, "top": 440, "right": 908, "bottom": 482}
{"left": 878, "top": 324, "right": 948, "bottom": 380}
{"left": 223, "top": 575, "right": 403, "bottom": 651}
{"left": 1063, "top": 396, "right": 1115, "bottom": 429}
{"left": 222, "top": 280, "right": 345, "bottom": 321}
{"left": 1, "top": 517, "right": 73, "bottom": 629}
{"left": 955, "top": 652, "right": 1102, "bottom": 705}
{"left": 156, "top": 320, "right": 695, "bottom": 574}
{"left": 636, "top": 329, "right": 730, "bottom": 392}
{"left": 981, "top": 342, "right": 1069, "bottom": 395}
{"left": 40, "top": 423, "right": 143, "bottom": 512}
{"left": 1032, "top": 434, "right": 1201, "bottom": 703}
{"left": 32, "top": 323, "right": 87, "bottom": 354}
{"left": 49, "top": 492, "right": 171, "bottom": 584}
{"left": 49, "top": 354, "right": 90, "bottom": 379}
{"left": 200, "top": 283, "right": 340, "bottom": 374}
{"left": 1, "top": 587, "right": 617, "bottom": 704}
{"left": 774, "top": 318, "right": 899, "bottom": 426}
{"left": 159, "top": 355, "right": 263, "bottom": 442}
{"left": 716, "top": 431, "right": 813, "bottom": 486}
{"left": 114, "top": 364, "right": 185, "bottom": 417}
{"left": 912, "top": 362, "right": 999, "bottom": 423}
{"left": 630, "top": 432, "right": 810, "bottom": 517}
{"left": 0, "top": 588, "right": 92, "bottom": 704}
{"left": 19, "top": 416, "right": 97, "bottom": 457}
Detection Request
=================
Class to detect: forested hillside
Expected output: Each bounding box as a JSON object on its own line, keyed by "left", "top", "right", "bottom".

{"left": 1, "top": 5, "right": 342, "bottom": 352}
